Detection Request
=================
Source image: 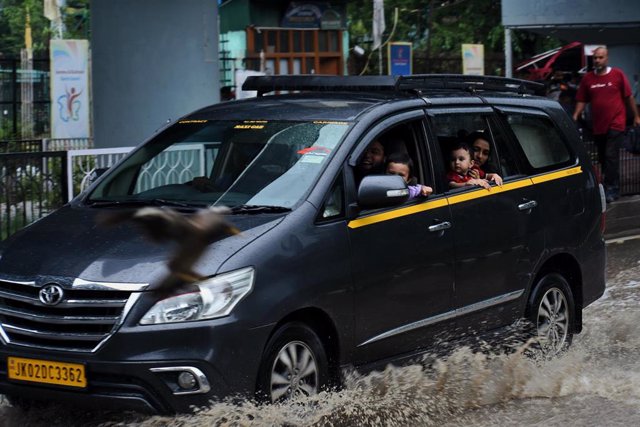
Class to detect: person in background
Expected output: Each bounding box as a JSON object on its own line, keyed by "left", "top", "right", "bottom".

{"left": 385, "top": 152, "right": 433, "bottom": 199}
{"left": 573, "top": 47, "right": 640, "bottom": 203}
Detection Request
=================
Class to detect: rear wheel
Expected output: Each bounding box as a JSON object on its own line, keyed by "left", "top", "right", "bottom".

{"left": 527, "top": 273, "right": 575, "bottom": 356}
{"left": 257, "top": 322, "right": 329, "bottom": 403}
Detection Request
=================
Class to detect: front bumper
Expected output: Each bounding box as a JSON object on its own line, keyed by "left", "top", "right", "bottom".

{"left": 0, "top": 319, "right": 273, "bottom": 413}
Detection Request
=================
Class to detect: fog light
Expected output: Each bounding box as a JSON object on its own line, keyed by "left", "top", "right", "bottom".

{"left": 150, "top": 366, "right": 211, "bottom": 395}
{"left": 177, "top": 371, "right": 197, "bottom": 390}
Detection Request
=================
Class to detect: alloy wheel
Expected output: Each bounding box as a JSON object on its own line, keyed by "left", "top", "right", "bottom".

{"left": 536, "top": 287, "right": 570, "bottom": 355}
{"left": 270, "top": 340, "right": 319, "bottom": 402}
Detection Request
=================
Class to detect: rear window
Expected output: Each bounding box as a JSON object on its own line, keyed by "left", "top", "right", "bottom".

{"left": 506, "top": 114, "right": 571, "bottom": 169}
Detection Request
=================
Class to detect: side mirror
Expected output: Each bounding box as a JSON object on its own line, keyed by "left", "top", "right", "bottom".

{"left": 358, "top": 175, "right": 410, "bottom": 209}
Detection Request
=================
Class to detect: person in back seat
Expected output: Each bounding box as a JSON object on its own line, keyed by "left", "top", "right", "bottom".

{"left": 446, "top": 141, "right": 491, "bottom": 189}
{"left": 466, "top": 131, "right": 503, "bottom": 186}
{"left": 385, "top": 152, "right": 433, "bottom": 199}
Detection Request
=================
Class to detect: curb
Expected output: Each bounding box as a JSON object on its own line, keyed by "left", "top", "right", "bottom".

{"left": 604, "top": 194, "right": 640, "bottom": 240}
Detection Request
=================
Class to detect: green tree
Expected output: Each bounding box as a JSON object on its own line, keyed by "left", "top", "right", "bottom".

{"left": 0, "top": 0, "right": 90, "bottom": 57}
{"left": 347, "top": 0, "right": 561, "bottom": 74}
{"left": 0, "top": 0, "right": 49, "bottom": 55}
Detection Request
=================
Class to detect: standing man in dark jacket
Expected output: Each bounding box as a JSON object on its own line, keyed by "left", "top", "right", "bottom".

{"left": 573, "top": 46, "right": 640, "bottom": 202}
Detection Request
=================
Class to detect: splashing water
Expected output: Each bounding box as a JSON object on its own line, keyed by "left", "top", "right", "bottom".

{"left": 3, "top": 266, "right": 640, "bottom": 427}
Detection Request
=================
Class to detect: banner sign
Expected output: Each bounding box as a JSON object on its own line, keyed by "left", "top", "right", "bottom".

{"left": 388, "top": 42, "right": 412, "bottom": 76}
{"left": 50, "top": 39, "right": 90, "bottom": 138}
{"left": 281, "top": 2, "right": 343, "bottom": 29}
{"left": 462, "top": 43, "right": 484, "bottom": 75}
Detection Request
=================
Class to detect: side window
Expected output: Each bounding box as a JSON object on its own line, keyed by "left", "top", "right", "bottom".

{"left": 431, "top": 113, "right": 512, "bottom": 190}
{"left": 505, "top": 114, "right": 571, "bottom": 170}
{"left": 319, "top": 173, "right": 344, "bottom": 221}
{"left": 354, "top": 120, "right": 431, "bottom": 193}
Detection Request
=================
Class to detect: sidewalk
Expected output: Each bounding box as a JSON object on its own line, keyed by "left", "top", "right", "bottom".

{"left": 604, "top": 195, "right": 640, "bottom": 240}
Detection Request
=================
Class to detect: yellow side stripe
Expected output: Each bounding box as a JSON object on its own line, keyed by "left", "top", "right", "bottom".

{"left": 530, "top": 166, "right": 582, "bottom": 184}
{"left": 347, "top": 166, "right": 583, "bottom": 229}
{"left": 348, "top": 198, "right": 449, "bottom": 229}
{"left": 446, "top": 178, "right": 533, "bottom": 205}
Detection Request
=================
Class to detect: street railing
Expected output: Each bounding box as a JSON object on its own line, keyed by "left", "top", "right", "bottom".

{"left": 66, "top": 147, "right": 134, "bottom": 201}
{"left": 583, "top": 138, "right": 640, "bottom": 195}
{"left": 0, "top": 151, "right": 68, "bottom": 240}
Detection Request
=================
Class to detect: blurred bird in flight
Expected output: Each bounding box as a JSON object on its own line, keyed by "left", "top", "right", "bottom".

{"left": 98, "top": 207, "right": 240, "bottom": 296}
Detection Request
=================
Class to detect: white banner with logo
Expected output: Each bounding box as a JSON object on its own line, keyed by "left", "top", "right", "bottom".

{"left": 462, "top": 43, "right": 484, "bottom": 76}
{"left": 50, "top": 39, "right": 90, "bottom": 138}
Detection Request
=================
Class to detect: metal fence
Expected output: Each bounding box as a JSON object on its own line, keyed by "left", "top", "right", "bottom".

{"left": 0, "top": 57, "right": 51, "bottom": 138}
{"left": 0, "top": 151, "right": 68, "bottom": 240}
{"left": 584, "top": 138, "right": 640, "bottom": 195}
{"left": 0, "top": 137, "right": 91, "bottom": 153}
{"left": 66, "top": 147, "right": 133, "bottom": 201}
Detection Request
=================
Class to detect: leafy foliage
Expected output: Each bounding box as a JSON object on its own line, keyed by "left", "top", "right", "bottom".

{"left": 0, "top": 0, "right": 49, "bottom": 55}
{"left": 0, "top": 0, "right": 90, "bottom": 56}
{"left": 347, "top": 0, "right": 561, "bottom": 63}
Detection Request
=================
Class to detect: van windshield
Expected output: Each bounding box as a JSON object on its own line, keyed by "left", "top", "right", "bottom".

{"left": 87, "top": 119, "right": 349, "bottom": 209}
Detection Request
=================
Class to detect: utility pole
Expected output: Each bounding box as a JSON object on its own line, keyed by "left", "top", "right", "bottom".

{"left": 21, "top": 7, "right": 34, "bottom": 137}
{"left": 504, "top": 27, "right": 513, "bottom": 78}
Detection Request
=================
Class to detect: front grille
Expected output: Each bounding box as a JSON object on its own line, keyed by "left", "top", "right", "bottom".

{"left": 0, "top": 277, "right": 146, "bottom": 352}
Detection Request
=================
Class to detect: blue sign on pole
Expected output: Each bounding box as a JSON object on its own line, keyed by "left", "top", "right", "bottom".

{"left": 388, "top": 42, "right": 412, "bottom": 76}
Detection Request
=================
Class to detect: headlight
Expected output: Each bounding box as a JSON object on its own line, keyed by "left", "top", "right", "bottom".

{"left": 139, "top": 267, "right": 254, "bottom": 325}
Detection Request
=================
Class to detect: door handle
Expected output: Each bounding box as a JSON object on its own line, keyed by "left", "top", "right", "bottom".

{"left": 518, "top": 200, "right": 538, "bottom": 211}
{"left": 428, "top": 221, "right": 452, "bottom": 232}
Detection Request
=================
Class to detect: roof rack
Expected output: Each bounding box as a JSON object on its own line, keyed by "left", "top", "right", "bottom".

{"left": 242, "top": 74, "right": 545, "bottom": 97}
{"left": 243, "top": 75, "right": 397, "bottom": 96}
{"left": 397, "top": 74, "right": 545, "bottom": 96}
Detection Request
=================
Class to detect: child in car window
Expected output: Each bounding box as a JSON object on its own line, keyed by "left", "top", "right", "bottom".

{"left": 385, "top": 152, "right": 433, "bottom": 199}
{"left": 467, "top": 131, "right": 503, "bottom": 186}
{"left": 447, "top": 142, "right": 491, "bottom": 189}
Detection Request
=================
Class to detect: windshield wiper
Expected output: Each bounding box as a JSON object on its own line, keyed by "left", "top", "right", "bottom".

{"left": 229, "top": 204, "right": 291, "bottom": 214}
{"left": 86, "top": 199, "right": 208, "bottom": 209}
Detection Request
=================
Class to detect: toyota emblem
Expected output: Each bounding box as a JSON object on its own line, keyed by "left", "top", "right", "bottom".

{"left": 39, "top": 284, "right": 64, "bottom": 306}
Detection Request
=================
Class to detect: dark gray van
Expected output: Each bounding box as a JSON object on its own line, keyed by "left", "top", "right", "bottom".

{"left": 0, "top": 75, "right": 605, "bottom": 413}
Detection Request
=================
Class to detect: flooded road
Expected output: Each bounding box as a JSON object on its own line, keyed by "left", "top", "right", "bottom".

{"left": 2, "top": 238, "right": 640, "bottom": 426}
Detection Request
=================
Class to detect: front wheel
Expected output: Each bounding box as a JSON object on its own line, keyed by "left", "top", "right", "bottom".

{"left": 527, "top": 273, "right": 575, "bottom": 356}
{"left": 257, "top": 322, "right": 329, "bottom": 403}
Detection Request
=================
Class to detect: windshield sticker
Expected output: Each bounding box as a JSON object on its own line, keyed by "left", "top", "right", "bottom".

{"left": 179, "top": 119, "right": 208, "bottom": 124}
{"left": 235, "top": 120, "right": 268, "bottom": 129}
{"left": 313, "top": 120, "right": 348, "bottom": 125}
{"left": 297, "top": 146, "right": 331, "bottom": 155}
{"left": 300, "top": 154, "right": 325, "bottom": 164}
{"left": 234, "top": 124, "right": 265, "bottom": 129}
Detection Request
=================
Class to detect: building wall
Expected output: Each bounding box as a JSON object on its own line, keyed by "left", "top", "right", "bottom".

{"left": 91, "top": 0, "right": 219, "bottom": 148}
{"left": 610, "top": 46, "right": 640, "bottom": 81}
{"left": 220, "top": 30, "right": 247, "bottom": 87}
{"left": 219, "top": 0, "right": 250, "bottom": 32}
{"left": 502, "top": 0, "right": 639, "bottom": 26}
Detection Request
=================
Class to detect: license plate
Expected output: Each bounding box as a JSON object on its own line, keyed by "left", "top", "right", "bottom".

{"left": 7, "top": 356, "right": 87, "bottom": 388}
